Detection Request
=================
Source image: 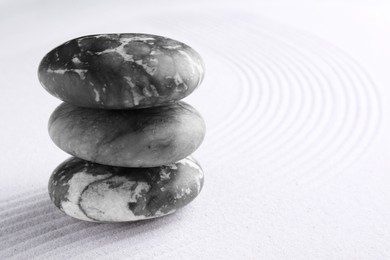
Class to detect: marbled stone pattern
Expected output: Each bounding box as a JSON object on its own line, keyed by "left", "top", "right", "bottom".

{"left": 49, "top": 101, "right": 206, "bottom": 167}
{"left": 48, "top": 156, "right": 204, "bottom": 222}
{"left": 38, "top": 33, "right": 205, "bottom": 109}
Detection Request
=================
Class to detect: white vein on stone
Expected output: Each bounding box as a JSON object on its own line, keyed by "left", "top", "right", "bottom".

{"left": 61, "top": 171, "right": 111, "bottom": 221}
{"left": 47, "top": 68, "right": 88, "bottom": 80}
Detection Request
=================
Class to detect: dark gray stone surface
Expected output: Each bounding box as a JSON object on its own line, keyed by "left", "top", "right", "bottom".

{"left": 48, "top": 101, "right": 206, "bottom": 167}
{"left": 38, "top": 34, "right": 205, "bottom": 109}
{"left": 49, "top": 156, "right": 204, "bottom": 222}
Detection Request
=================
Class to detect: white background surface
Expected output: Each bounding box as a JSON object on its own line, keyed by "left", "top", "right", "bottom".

{"left": 0, "top": 0, "right": 390, "bottom": 259}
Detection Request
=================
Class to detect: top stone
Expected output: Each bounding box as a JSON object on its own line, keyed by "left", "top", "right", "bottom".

{"left": 38, "top": 34, "right": 205, "bottom": 109}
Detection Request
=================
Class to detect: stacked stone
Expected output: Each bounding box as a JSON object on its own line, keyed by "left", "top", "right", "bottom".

{"left": 38, "top": 34, "right": 206, "bottom": 222}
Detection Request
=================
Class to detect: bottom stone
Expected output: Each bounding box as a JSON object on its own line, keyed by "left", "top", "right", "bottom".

{"left": 48, "top": 156, "right": 204, "bottom": 222}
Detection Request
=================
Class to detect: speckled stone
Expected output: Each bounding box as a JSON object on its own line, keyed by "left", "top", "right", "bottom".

{"left": 38, "top": 33, "right": 205, "bottom": 109}
{"left": 48, "top": 101, "right": 206, "bottom": 167}
{"left": 48, "top": 156, "right": 204, "bottom": 222}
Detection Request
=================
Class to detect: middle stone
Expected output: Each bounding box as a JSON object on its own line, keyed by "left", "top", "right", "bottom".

{"left": 48, "top": 101, "right": 205, "bottom": 167}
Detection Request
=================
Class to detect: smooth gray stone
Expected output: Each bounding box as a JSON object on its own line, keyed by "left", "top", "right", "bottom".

{"left": 48, "top": 101, "right": 206, "bottom": 167}
{"left": 48, "top": 156, "right": 204, "bottom": 222}
{"left": 38, "top": 33, "right": 205, "bottom": 109}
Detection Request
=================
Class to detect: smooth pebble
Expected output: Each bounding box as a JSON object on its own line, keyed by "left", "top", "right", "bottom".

{"left": 38, "top": 33, "right": 205, "bottom": 109}
{"left": 48, "top": 101, "right": 206, "bottom": 167}
{"left": 49, "top": 156, "right": 204, "bottom": 222}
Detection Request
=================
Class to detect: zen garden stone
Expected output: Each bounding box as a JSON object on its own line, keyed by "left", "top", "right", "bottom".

{"left": 49, "top": 157, "right": 204, "bottom": 222}
{"left": 39, "top": 33, "right": 206, "bottom": 223}
{"left": 38, "top": 33, "right": 205, "bottom": 109}
{"left": 49, "top": 101, "right": 205, "bottom": 167}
